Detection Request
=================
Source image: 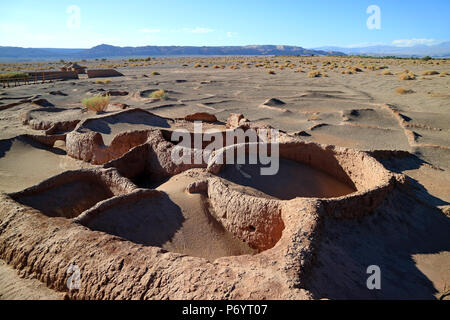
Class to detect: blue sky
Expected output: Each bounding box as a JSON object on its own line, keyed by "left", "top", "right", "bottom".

{"left": 1, "top": 0, "right": 449, "bottom": 48}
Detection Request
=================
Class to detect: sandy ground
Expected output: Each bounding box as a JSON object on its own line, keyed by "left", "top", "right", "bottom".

{"left": 0, "top": 56, "right": 449, "bottom": 299}
{"left": 0, "top": 259, "right": 63, "bottom": 300}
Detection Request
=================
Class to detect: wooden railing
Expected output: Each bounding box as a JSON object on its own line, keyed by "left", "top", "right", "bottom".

{"left": 0, "top": 71, "right": 79, "bottom": 88}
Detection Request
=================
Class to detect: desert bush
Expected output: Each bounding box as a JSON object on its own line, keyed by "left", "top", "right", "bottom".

{"left": 398, "top": 72, "right": 416, "bottom": 80}
{"left": 0, "top": 72, "right": 29, "bottom": 80}
{"left": 308, "top": 113, "right": 321, "bottom": 121}
{"left": 268, "top": 70, "right": 276, "bottom": 75}
{"left": 152, "top": 71, "right": 160, "bottom": 75}
{"left": 395, "top": 88, "right": 414, "bottom": 94}
{"left": 381, "top": 70, "right": 393, "bottom": 75}
{"left": 350, "top": 67, "right": 363, "bottom": 73}
{"left": 149, "top": 89, "right": 168, "bottom": 100}
{"left": 308, "top": 70, "right": 321, "bottom": 78}
{"left": 82, "top": 95, "right": 110, "bottom": 113}
{"left": 95, "top": 79, "right": 112, "bottom": 84}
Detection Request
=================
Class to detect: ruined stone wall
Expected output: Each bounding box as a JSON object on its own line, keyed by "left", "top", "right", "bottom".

{"left": 87, "top": 69, "right": 124, "bottom": 78}
{"left": 27, "top": 71, "right": 79, "bottom": 81}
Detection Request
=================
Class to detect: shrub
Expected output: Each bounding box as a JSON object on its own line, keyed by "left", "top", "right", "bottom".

{"left": 268, "top": 70, "right": 276, "bottom": 75}
{"left": 381, "top": 70, "right": 393, "bottom": 75}
{"left": 149, "top": 89, "right": 168, "bottom": 100}
{"left": 152, "top": 71, "right": 160, "bottom": 76}
{"left": 95, "top": 79, "right": 112, "bottom": 84}
{"left": 0, "top": 72, "right": 29, "bottom": 80}
{"left": 398, "top": 72, "right": 415, "bottom": 80}
{"left": 82, "top": 96, "right": 110, "bottom": 113}
{"left": 395, "top": 88, "right": 414, "bottom": 94}
{"left": 308, "top": 70, "right": 327, "bottom": 78}
{"left": 350, "top": 67, "right": 363, "bottom": 73}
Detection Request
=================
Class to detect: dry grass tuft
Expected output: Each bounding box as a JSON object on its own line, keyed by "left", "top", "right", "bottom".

{"left": 381, "top": 70, "right": 393, "bottom": 75}
{"left": 308, "top": 70, "right": 321, "bottom": 78}
{"left": 149, "top": 89, "right": 168, "bottom": 100}
{"left": 95, "top": 79, "right": 112, "bottom": 84}
{"left": 395, "top": 88, "right": 414, "bottom": 95}
{"left": 398, "top": 72, "right": 416, "bottom": 80}
{"left": 82, "top": 95, "right": 110, "bottom": 113}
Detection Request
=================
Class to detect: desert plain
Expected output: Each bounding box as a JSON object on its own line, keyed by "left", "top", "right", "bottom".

{"left": 0, "top": 56, "right": 449, "bottom": 300}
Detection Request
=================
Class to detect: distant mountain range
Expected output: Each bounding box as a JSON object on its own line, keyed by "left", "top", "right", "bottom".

{"left": 0, "top": 44, "right": 344, "bottom": 62}
{"left": 1, "top": 42, "right": 449, "bottom": 62}
{"left": 315, "top": 41, "right": 450, "bottom": 58}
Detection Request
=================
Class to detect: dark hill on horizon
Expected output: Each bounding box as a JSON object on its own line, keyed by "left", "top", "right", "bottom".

{"left": 0, "top": 44, "right": 345, "bottom": 62}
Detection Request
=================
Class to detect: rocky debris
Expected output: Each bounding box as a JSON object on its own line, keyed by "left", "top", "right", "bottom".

{"left": 226, "top": 113, "right": 250, "bottom": 129}
{"left": 184, "top": 112, "right": 217, "bottom": 123}
{"left": 186, "top": 179, "right": 209, "bottom": 194}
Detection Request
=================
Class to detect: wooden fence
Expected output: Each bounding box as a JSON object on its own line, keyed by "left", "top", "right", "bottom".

{"left": 1, "top": 71, "right": 79, "bottom": 88}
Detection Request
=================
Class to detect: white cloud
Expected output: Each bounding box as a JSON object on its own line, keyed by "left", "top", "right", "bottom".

{"left": 184, "top": 27, "right": 214, "bottom": 34}
{"left": 139, "top": 28, "right": 161, "bottom": 33}
{"left": 392, "top": 38, "right": 439, "bottom": 47}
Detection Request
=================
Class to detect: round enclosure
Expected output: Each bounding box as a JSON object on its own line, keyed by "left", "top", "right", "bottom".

{"left": 207, "top": 140, "right": 396, "bottom": 218}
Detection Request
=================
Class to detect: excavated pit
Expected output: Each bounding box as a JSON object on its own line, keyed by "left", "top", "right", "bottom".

{"left": 218, "top": 158, "right": 356, "bottom": 200}
{"left": 0, "top": 136, "right": 84, "bottom": 193}
{"left": 10, "top": 169, "right": 136, "bottom": 219}
{"left": 75, "top": 172, "right": 256, "bottom": 261}
{"left": 207, "top": 140, "right": 397, "bottom": 219}
{"left": 0, "top": 116, "right": 400, "bottom": 299}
